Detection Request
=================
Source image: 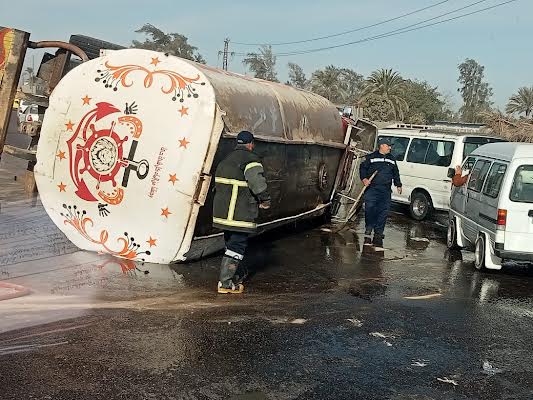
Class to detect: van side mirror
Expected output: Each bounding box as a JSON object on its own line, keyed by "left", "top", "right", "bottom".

{"left": 342, "top": 106, "right": 352, "bottom": 117}
{"left": 447, "top": 167, "right": 455, "bottom": 178}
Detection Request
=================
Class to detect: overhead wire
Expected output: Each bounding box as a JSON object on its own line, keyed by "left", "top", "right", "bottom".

{"left": 232, "top": 0, "right": 451, "bottom": 46}
{"left": 229, "top": 0, "right": 518, "bottom": 58}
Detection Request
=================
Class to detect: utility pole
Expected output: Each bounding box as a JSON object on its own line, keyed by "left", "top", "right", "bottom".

{"left": 222, "top": 38, "right": 230, "bottom": 71}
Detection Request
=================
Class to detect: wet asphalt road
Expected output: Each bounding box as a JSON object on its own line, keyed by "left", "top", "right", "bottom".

{"left": 1, "top": 212, "right": 533, "bottom": 400}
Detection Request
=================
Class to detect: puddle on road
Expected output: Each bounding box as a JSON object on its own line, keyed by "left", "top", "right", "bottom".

{"left": 1, "top": 212, "right": 533, "bottom": 335}
{"left": 346, "top": 280, "right": 388, "bottom": 301}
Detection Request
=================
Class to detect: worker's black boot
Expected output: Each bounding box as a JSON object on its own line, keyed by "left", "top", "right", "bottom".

{"left": 364, "top": 229, "right": 373, "bottom": 246}
{"left": 233, "top": 263, "right": 249, "bottom": 285}
{"left": 372, "top": 233, "right": 384, "bottom": 250}
{"left": 217, "top": 256, "right": 244, "bottom": 294}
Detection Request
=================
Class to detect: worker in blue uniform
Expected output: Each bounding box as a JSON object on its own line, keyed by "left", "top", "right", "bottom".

{"left": 359, "top": 137, "right": 402, "bottom": 249}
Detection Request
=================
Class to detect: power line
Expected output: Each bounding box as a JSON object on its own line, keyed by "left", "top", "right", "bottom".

{"left": 274, "top": 0, "right": 493, "bottom": 56}
{"left": 276, "top": 0, "right": 517, "bottom": 57}
{"left": 232, "top": 0, "right": 451, "bottom": 46}
{"left": 233, "top": 0, "right": 518, "bottom": 58}
{"left": 230, "top": 0, "right": 489, "bottom": 57}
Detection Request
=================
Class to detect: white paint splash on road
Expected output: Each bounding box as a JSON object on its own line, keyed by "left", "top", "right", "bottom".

{"left": 290, "top": 318, "right": 307, "bottom": 324}
{"left": 437, "top": 377, "right": 459, "bottom": 386}
{"left": 370, "top": 332, "right": 395, "bottom": 339}
{"left": 346, "top": 318, "right": 363, "bottom": 327}
{"left": 411, "top": 360, "right": 429, "bottom": 367}
{"left": 404, "top": 293, "right": 442, "bottom": 300}
{"left": 483, "top": 361, "right": 503, "bottom": 376}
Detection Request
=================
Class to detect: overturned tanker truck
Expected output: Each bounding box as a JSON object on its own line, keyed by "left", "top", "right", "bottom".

{"left": 0, "top": 31, "right": 376, "bottom": 264}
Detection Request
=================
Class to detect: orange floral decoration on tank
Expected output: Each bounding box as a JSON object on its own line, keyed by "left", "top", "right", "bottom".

{"left": 61, "top": 204, "right": 151, "bottom": 261}
{"left": 95, "top": 61, "right": 206, "bottom": 104}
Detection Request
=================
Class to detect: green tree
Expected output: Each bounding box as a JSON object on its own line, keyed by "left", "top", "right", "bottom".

{"left": 310, "top": 65, "right": 345, "bottom": 102}
{"left": 457, "top": 58, "right": 493, "bottom": 123}
{"left": 243, "top": 46, "right": 278, "bottom": 82}
{"left": 337, "top": 68, "right": 365, "bottom": 105}
{"left": 287, "top": 62, "right": 307, "bottom": 89}
{"left": 361, "top": 93, "right": 394, "bottom": 121}
{"left": 362, "top": 68, "right": 408, "bottom": 120}
{"left": 403, "top": 80, "right": 450, "bottom": 124}
{"left": 131, "top": 23, "right": 205, "bottom": 63}
{"left": 506, "top": 86, "right": 533, "bottom": 117}
{"left": 310, "top": 66, "right": 364, "bottom": 104}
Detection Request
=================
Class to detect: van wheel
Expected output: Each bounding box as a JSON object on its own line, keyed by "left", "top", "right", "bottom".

{"left": 447, "top": 218, "right": 460, "bottom": 250}
{"left": 474, "top": 235, "right": 487, "bottom": 271}
{"left": 410, "top": 192, "right": 431, "bottom": 220}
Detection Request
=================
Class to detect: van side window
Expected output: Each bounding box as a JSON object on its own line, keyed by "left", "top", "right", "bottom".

{"left": 483, "top": 163, "right": 507, "bottom": 198}
{"left": 425, "top": 140, "right": 455, "bottom": 166}
{"left": 379, "top": 136, "right": 410, "bottom": 161}
{"left": 406, "top": 138, "right": 455, "bottom": 166}
{"left": 463, "top": 157, "right": 476, "bottom": 171}
{"left": 510, "top": 165, "right": 533, "bottom": 203}
{"left": 406, "top": 139, "right": 430, "bottom": 163}
{"left": 467, "top": 160, "right": 491, "bottom": 192}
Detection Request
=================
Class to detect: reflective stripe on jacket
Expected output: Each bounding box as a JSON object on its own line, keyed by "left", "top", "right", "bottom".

{"left": 359, "top": 150, "right": 402, "bottom": 192}
{"left": 213, "top": 148, "right": 270, "bottom": 233}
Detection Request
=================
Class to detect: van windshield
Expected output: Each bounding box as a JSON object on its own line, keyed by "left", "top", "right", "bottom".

{"left": 510, "top": 165, "right": 533, "bottom": 203}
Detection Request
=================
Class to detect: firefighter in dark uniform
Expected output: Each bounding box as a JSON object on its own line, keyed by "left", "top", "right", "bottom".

{"left": 213, "top": 131, "right": 271, "bottom": 294}
{"left": 359, "top": 137, "right": 402, "bottom": 249}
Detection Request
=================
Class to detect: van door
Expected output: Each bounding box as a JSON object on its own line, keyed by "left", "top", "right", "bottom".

{"left": 503, "top": 162, "right": 533, "bottom": 253}
{"left": 404, "top": 138, "right": 455, "bottom": 210}
{"left": 378, "top": 135, "right": 410, "bottom": 204}
{"left": 450, "top": 156, "right": 476, "bottom": 216}
{"left": 477, "top": 163, "right": 508, "bottom": 244}
{"left": 464, "top": 159, "right": 492, "bottom": 243}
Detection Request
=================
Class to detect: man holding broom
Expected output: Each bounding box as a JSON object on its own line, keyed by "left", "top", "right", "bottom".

{"left": 359, "top": 137, "right": 402, "bottom": 250}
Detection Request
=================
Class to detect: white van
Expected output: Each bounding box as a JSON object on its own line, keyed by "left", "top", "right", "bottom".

{"left": 377, "top": 127, "right": 505, "bottom": 220}
{"left": 447, "top": 143, "right": 533, "bottom": 270}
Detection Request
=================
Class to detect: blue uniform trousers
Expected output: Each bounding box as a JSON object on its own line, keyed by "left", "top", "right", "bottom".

{"left": 224, "top": 231, "right": 249, "bottom": 259}
{"left": 364, "top": 188, "right": 391, "bottom": 236}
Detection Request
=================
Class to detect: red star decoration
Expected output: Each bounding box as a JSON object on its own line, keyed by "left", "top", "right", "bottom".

{"left": 82, "top": 95, "right": 91, "bottom": 105}
{"left": 168, "top": 173, "right": 178, "bottom": 185}
{"left": 161, "top": 207, "right": 172, "bottom": 218}
{"left": 179, "top": 137, "right": 190, "bottom": 149}
{"left": 56, "top": 150, "right": 66, "bottom": 161}
{"left": 65, "top": 120, "right": 75, "bottom": 131}
{"left": 150, "top": 57, "right": 161, "bottom": 66}
{"left": 146, "top": 237, "right": 157, "bottom": 247}
{"left": 179, "top": 106, "right": 189, "bottom": 117}
{"left": 57, "top": 182, "right": 67, "bottom": 192}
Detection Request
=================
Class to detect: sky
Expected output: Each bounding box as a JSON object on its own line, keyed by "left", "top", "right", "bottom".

{"left": 1, "top": 0, "right": 531, "bottom": 110}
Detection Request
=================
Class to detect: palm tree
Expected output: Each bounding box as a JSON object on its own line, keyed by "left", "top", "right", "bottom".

{"left": 506, "top": 86, "right": 533, "bottom": 117}
{"left": 362, "top": 68, "right": 408, "bottom": 120}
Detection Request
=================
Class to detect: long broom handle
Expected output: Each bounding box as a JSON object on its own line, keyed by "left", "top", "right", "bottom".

{"left": 346, "top": 170, "right": 378, "bottom": 222}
